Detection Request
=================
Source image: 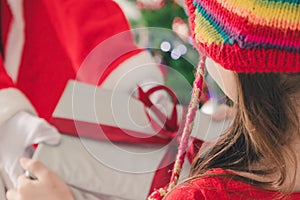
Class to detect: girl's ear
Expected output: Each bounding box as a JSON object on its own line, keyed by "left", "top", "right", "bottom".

{"left": 205, "top": 58, "right": 237, "bottom": 103}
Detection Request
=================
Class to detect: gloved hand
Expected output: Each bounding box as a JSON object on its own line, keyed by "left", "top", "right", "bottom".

{"left": 0, "top": 168, "right": 6, "bottom": 200}
{"left": 0, "top": 111, "right": 61, "bottom": 187}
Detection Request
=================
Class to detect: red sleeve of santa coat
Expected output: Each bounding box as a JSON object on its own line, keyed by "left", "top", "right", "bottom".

{"left": 41, "top": 0, "right": 142, "bottom": 86}
{"left": 0, "top": 58, "right": 13, "bottom": 89}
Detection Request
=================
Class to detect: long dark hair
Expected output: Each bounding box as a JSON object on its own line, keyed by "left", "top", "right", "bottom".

{"left": 190, "top": 72, "right": 300, "bottom": 196}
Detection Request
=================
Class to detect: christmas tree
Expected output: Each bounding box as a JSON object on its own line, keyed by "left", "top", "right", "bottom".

{"left": 126, "top": 0, "right": 201, "bottom": 105}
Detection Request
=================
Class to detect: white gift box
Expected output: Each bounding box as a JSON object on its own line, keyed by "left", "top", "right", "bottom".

{"left": 33, "top": 80, "right": 231, "bottom": 200}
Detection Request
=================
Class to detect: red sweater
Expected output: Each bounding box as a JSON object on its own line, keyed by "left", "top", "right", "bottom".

{"left": 166, "top": 168, "right": 300, "bottom": 200}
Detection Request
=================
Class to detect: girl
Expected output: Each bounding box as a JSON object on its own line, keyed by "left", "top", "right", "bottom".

{"left": 6, "top": 0, "right": 300, "bottom": 199}
{"left": 165, "top": 0, "right": 300, "bottom": 199}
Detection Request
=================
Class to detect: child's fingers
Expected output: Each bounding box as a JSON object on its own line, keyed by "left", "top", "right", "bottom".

{"left": 20, "top": 158, "right": 48, "bottom": 181}
{"left": 17, "top": 174, "right": 32, "bottom": 187}
{"left": 6, "top": 188, "right": 18, "bottom": 200}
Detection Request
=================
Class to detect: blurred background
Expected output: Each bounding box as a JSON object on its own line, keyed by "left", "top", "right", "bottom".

{"left": 114, "top": 0, "right": 226, "bottom": 107}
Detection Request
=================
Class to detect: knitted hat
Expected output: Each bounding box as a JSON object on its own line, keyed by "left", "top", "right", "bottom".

{"left": 186, "top": 0, "right": 300, "bottom": 73}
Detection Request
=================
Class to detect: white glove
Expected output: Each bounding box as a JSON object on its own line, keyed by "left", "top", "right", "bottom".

{"left": 0, "top": 168, "right": 6, "bottom": 200}
{"left": 0, "top": 111, "right": 61, "bottom": 187}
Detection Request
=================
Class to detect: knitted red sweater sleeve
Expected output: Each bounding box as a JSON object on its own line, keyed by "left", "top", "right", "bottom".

{"left": 166, "top": 186, "right": 205, "bottom": 200}
{"left": 165, "top": 168, "right": 300, "bottom": 199}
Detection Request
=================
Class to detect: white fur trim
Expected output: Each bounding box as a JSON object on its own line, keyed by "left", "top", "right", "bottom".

{"left": 5, "top": 0, "right": 25, "bottom": 82}
{"left": 0, "top": 88, "right": 36, "bottom": 126}
{"left": 101, "top": 51, "right": 164, "bottom": 93}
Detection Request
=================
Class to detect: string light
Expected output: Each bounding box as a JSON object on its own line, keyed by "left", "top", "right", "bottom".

{"left": 160, "top": 41, "right": 171, "bottom": 52}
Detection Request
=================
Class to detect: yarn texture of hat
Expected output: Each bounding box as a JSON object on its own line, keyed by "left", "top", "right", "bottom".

{"left": 187, "top": 0, "right": 300, "bottom": 73}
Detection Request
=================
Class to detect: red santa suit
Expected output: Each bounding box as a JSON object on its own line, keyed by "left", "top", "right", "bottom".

{"left": 0, "top": 0, "right": 165, "bottom": 195}
{"left": 0, "top": 0, "right": 164, "bottom": 121}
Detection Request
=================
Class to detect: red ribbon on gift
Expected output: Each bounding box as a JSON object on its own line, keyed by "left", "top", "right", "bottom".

{"left": 50, "top": 85, "right": 203, "bottom": 196}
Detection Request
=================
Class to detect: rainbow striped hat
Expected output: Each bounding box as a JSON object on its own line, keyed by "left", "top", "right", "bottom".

{"left": 186, "top": 0, "right": 300, "bottom": 73}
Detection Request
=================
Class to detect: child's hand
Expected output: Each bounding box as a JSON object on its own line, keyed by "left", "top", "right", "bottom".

{"left": 6, "top": 158, "right": 74, "bottom": 200}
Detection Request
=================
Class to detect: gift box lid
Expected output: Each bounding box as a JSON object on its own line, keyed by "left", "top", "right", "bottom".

{"left": 33, "top": 80, "right": 232, "bottom": 199}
